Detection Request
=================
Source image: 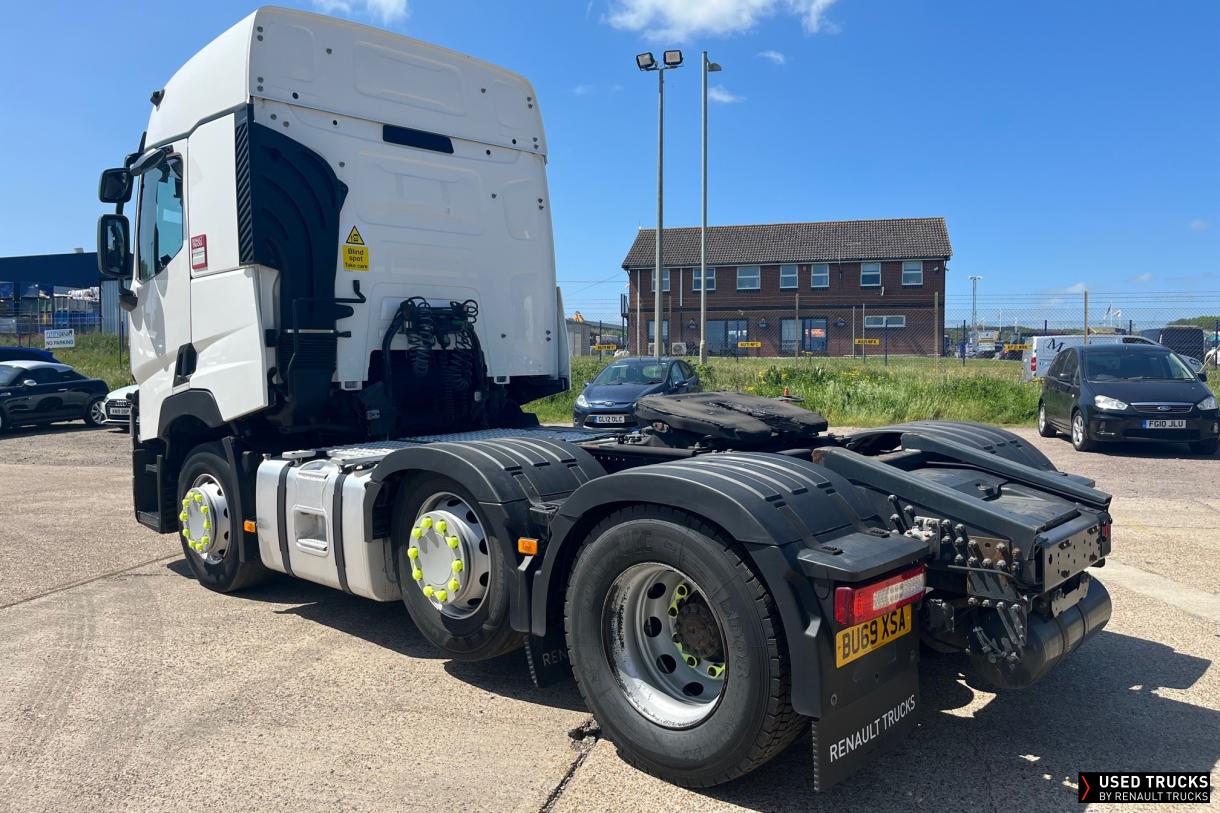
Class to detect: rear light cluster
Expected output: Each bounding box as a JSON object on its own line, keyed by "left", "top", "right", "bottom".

{"left": 1030, "top": 354, "right": 1037, "bottom": 374}
{"left": 834, "top": 565, "right": 926, "bottom": 626}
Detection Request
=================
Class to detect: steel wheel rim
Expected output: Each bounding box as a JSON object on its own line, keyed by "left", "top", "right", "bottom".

{"left": 1072, "top": 414, "right": 1084, "bottom": 446}
{"left": 602, "top": 563, "right": 726, "bottom": 729}
{"left": 90, "top": 400, "right": 107, "bottom": 424}
{"left": 405, "top": 492, "right": 491, "bottom": 619}
{"left": 179, "top": 474, "right": 231, "bottom": 564}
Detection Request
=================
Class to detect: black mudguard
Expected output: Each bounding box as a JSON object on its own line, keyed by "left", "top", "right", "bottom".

{"left": 365, "top": 438, "right": 605, "bottom": 630}
{"left": 534, "top": 451, "right": 920, "bottom": 727}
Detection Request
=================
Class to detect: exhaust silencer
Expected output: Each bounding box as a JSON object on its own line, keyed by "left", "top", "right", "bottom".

{"left": 971, "top": 576, "right": 1111, "bottom": 690}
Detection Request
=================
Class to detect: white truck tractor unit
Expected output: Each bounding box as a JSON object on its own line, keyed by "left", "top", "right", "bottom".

{"left": 97, "top": 8, "right": 1114, "bottom": 790}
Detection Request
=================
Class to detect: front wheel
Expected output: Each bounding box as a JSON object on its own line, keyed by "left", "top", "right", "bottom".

{"left": 1071, "top": 410, "right": 1096, "bottom": 452}
{"left": 85, "top": 398, "right": 106, "bottom": 427}
{"left": 565, "top": 506, "right": 803, "bottom": 787}
{"left": 177, "top": 443, "right": 267, "bottom": 592}
{"left": 1036, "top": 402, "right": 1056, "bottom": 437}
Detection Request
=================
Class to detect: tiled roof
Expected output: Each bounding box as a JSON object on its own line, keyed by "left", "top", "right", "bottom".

{"left": 621, "top": 217, "right": 951, "bottom": 268}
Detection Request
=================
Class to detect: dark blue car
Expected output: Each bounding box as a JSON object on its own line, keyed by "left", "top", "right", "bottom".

{"left": 573, "top": 357, "right": 700, "bottom": 429}
{"left": 0, "top": 346, "right": 59, "bottom": 363}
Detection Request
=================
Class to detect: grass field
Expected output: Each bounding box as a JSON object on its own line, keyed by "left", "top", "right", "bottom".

{"left": 2, "top": 333, "right": 133, "bottom": 390}
{"left": 526, "top": 355, "right": 1040, "bottom": 428}
{"left": 3, "top": 333, "right": 1040, "bottom": 427}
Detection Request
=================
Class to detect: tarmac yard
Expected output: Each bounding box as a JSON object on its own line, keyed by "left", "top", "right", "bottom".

{"left": 0, "top": 424, "right": 1216, "bottom": 812}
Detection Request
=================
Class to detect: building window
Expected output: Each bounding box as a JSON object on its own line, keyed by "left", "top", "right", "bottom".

{"left": 779, "top": 264, "right": 798, "bottom": 289}
{"left": 736, "top": 266, "right": 760, "bottom": 291}
{"left": 810, "top": 263, "right": 829, "bottom": 288}
{"left": 902, "top": 261, "right": 923, "bottom": 286}
{"left": 647, "top": 319, "right": 670, "bottom": 343}
{"left": 863, "top": 315, "right": 906, "bottom": 329}
{"left": 661, "top": 268, "right": 673, "bottom": 293}
{"left": 705, "top": 319, "right": 749, "bottom": 355}
{"left": 781, "top": 317, "right": 829, "bottom": 353}
{"left": 692, "top": 267, "right": 716, "bottom": 292}
{"left": 860, "top": 262, "right": 881, "bottom": 287}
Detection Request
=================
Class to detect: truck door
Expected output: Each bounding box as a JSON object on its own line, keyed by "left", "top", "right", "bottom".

{"left": 127, "top": 146, "right": 191, "bottom": 429}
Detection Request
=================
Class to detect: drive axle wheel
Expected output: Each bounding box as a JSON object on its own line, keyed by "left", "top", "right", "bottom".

{"left": 1036, "top": 402, "right": 1056, "bottom": 438}
{"left": 86, "top": 398, "right": 107, "bottom": 427}
{"left": 391, "top": 475, "right": 520, "bottom": 661}
{"left": 1071, "top": 410, "right": 1096, "bottom": 452}
{"left": 565, "top": 506, "right": 803, "bottom": 787}
{"left": 177, "top": 443, "right": 266, "bottom": 593}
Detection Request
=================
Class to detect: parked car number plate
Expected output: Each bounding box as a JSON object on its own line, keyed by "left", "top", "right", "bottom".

{"left": 594, "top": 415, "right": 627, "bottom": 424}
{"left": 835, "top": 605, "right": 911, "bottom": 668}
{"left": 109, "top": 406, "right": 132, "bottom": 416}
{"left": 1142, "top": 419, "right": 1186, "bottom": 429}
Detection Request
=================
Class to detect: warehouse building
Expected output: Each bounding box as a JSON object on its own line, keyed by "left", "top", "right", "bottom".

{"left": 622, "top": 218, "right": 951, "bottom": 356}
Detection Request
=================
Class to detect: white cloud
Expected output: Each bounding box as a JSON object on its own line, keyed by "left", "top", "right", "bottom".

{"left": 1130, "top": 272, "right": 1154, "bottom": 283}
{"left": 606, "top": 0, "right": 838, "bottom": 41}
{"left": 573, "top": 84, "right": 595, "bottom": 95}
{"left": 1189, "top": 218, "right": 1211, "bottom": 231}
{"left": 708, "top": 84, "right": 745, "bottom": 103}
{"left": 313, "top": 0, "right": 409, "bottom": 24}
{"left": 756, "top": 49, "right": 786, "bottom": 64}
{"left": 1061, "top": 281, "right": 1088, "bottom": 294}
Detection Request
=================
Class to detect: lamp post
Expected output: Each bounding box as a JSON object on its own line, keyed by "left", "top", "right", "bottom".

{"left": 699, "top": 51, "right": 721, "bottom": 364}
{"left": 637, "top": 50, "right": 683, "bottom": 359}
{"left": 968, "top": 274, "right": 982, "bottom": 342}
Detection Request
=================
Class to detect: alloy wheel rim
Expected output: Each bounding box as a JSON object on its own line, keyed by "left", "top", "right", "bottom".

{"left": 179, "top": 474, "right": 231, "bottom": 564}
{"left": 1073, "top": 414, "right": 1083, "bottom": 445}
{"left": 404, "top": 492, "right": 492, "bottom": 619}
{"left": 602, "top": 562, "right": 726, "bottom": 729}
{"left": 90, "top": 401, "right": 107, "bottom": 424}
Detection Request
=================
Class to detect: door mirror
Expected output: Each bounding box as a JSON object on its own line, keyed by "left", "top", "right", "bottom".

{"left": 97, "top": 214, "right": 132, "bottom": 279}
{"left": 1199, "top": 372, "right": 1208, "bottom": 382}
{"left": 98, "top": 168, "right": 132, "bottom": 203}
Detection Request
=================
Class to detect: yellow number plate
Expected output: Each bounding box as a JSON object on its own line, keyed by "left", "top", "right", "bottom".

{"left": 835, "top": 604, "right": 912, "bottom": 667}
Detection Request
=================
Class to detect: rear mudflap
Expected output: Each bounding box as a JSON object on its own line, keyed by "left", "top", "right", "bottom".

{"left": 811, "top": 657, "right": 919, "bottom": 791}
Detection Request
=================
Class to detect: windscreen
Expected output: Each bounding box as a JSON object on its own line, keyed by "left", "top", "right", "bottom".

{"left": 1084, "top": 350, "right": 1197, "bottom": 382}
{"left": 592, "top": 361, "right": 667, "bottom": 385}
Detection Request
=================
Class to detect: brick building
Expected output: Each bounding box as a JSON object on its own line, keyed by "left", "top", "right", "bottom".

{"left": 622, "top": 218, "right": 951, "bottom": 357}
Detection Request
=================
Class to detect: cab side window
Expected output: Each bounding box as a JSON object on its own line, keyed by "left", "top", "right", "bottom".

{"left": 136, "top": 156, "right": 185, "bottom": 281}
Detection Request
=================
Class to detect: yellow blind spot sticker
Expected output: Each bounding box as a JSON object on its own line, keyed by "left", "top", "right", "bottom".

{"left": 343, "top": 226, "right": 368, "bottom": 271}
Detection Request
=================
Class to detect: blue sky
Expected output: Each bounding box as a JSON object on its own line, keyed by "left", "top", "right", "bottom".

{"left": 1, "top": 0, "right": 1216, "bottom": 321}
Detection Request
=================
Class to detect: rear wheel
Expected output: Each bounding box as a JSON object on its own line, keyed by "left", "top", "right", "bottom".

{"left": 1036, "top": 402, "right": 1056, "bottom": 437}
{"left": 85, "top": 398, "right": 106, "bottom": 427}
{"left": 391, "top": 475, "right": 521, "bottom": 661}
{"left": 1189, "top": 437, "right": 1219, "bottom": 455}
{"left": 177, "top": 443, "right": 267, "bottom": 592}
{"left": 565, "top": 506, "right": 803, "bottom": 787}
{"left": 1071, "top": 410, "right": 1096, "bottom": 452}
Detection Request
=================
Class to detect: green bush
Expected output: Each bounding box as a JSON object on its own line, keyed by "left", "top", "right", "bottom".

{"left": 526, "top": 356, "right": 1039, "bottom": 427}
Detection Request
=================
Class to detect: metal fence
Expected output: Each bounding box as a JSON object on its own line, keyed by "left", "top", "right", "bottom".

{"left": 0, "top": 286, "right": 105, "bottom": 340}
{"left": 571, "top": 290, "right": 1220, "bottom": 368}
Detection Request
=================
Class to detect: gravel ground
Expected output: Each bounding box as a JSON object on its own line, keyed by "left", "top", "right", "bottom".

{"left": 0, "top": 422, "right": 1215, "bottom": 812}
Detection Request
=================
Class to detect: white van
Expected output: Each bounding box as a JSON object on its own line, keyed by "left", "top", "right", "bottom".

{"left": 1022, "top": 334, "right": 1157, "bottom": 380}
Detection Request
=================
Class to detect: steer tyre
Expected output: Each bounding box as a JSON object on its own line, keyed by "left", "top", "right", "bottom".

{"left": 178, "top": 443, "right": 267, "bottom": 593}
{"left": 564, "top": 505, "right": 804, "bottom": 788}
{"left": 390, "top": 475, "right": 521, "bottom": 661}
{"left": 1071, "top": 410, "right": 1096, "bottom": 452}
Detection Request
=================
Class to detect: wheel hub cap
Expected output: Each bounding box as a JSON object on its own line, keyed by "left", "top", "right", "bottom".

{"left": 405, "top": 493, "right": 490, "bottom": 619}
{"left": 179, "top": 476, "right": 230, "bottom": 564}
